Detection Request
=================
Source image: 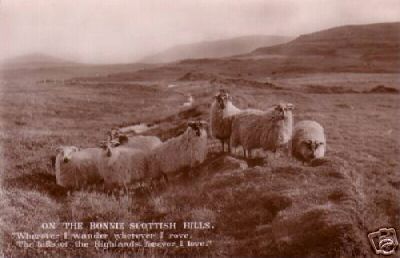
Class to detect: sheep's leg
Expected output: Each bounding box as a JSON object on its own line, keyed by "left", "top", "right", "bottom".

{"left": 228, "top": 141, "right": 231, "bottom": 154}
{"left": 248, "top": 149, "right": 252, "bottom": 159}
{"left": 162, "top": 173, "right": 169, "bottom": 184}
{"left": 221, "top": 140, "right": 225, "bottom": 153}
{"left": 243, "top": 148, "right": 247, "bottom": 158}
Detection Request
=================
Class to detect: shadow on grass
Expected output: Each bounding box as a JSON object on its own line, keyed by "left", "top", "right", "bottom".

{"left": 4, "top": 170, "right": 68, "bottom": 200}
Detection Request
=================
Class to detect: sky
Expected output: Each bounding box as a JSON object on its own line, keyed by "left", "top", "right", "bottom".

{"left": 1, "top": 0, "right": 399, "bottom": 64}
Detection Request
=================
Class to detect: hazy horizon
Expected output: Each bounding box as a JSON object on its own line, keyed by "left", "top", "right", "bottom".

{"left": 1, "top": 0, "right": 399, "bottom": 64}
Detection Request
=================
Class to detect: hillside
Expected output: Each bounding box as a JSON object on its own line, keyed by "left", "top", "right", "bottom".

{"left": 252, "top": 22, "right": 400, "bottom": 61}
{"left": 1, "top": 21, "right": 400, "bottom": 257}
{"left": 142, "top": 35, "right": 292, "bottom": 63}
{"left": 1, "top": 53, "right": 78, "bottom": 69}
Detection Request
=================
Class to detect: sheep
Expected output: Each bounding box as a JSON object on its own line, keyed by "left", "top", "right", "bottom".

{"left": 291, "top": 120, "right": 326, "bottom": 163}
{"left": 146, "top": 120, "right": 208, "bottom": 183}
{"left": 98, "top": 141, "right": 148, "bottom": 189}
{"left": 107, "top": 130, "right": 162, "bottom": 153}
{"left": 209, "top": 89, "right": 241, "bottom": 153}
{"left": 230, "top": 103, "right": 294, "bottom": 158}
{"left": 54, "top": 146, "right": 103, "bottom": 188}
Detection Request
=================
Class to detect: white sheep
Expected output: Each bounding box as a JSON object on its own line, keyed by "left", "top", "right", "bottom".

{"left": 230, "top": 103, "right": 294, "bottom": 158}
{"left": 98, "top": 142, "right": 147, "bottom": 189}
{"left": 291, "top": 120, "right": 326, "bottom": 163}
{"left": 147, "top": 121, "right": 208, "bottom": 183}
{"left": 54, "top": 146, "right": 103, "bottom": 188}
{"left": 210, "top": 89, "right": 241, "bottom": 153}
{"left": 108, "top": 132, "right": 162, "bottom": 153}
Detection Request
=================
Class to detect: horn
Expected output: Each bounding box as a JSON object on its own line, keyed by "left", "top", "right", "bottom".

{"left": 286, "top": 103, "right": 294, "bottom": 110}
{"left": 110, "top": 140, "right": 120, "bottom": 146}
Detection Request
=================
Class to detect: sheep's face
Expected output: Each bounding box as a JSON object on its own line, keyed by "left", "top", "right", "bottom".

{"left": 273, "top": 103, "right": 294, "bottom": 121}
{"left": 188, "top": 121, "right": 208, "bottom": 137}
{"left": 300, "top": 140, "right": 325, "bottom": 161}
{"left": 99, "top": 141, "right": 120, "bottom": 157}
{"left": 56, "top": 146, "right": 80, "bottom": 163}
{"left": 214, "top": 90, "right": 231, "bottom": 109}
{"left": 108, "top": 128, "right": 120, "bottom": 141}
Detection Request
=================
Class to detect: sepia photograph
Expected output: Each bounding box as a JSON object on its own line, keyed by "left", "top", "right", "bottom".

{"left": 0, "top": 0, "right": 399, "bottom": 257}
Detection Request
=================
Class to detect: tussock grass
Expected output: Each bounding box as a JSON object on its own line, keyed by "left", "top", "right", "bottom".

{"left": 1, "top": 68, "right": 399, "bottom": 257}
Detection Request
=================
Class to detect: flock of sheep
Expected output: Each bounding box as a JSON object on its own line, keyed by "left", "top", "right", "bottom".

{"left": 53, "top": 89, "right": 326, "bottom": 190}
{"left": 210, "top": 89, "right": 326, "bottom": 161}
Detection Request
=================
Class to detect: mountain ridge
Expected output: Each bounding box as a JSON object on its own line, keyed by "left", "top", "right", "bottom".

{"left": 142, "top": 35, "right": 292, "bottom": 63}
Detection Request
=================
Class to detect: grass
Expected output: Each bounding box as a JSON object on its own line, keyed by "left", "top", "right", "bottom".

{"left": 1, "top": 64, "right": 399, "bottom": 257}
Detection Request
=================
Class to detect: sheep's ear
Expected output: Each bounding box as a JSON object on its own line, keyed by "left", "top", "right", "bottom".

{"left": 188, "top": 121, "right": 196, "bottom": 128}
{"left": 55, "top": 146, "right": 63, "bottom": 153}
{"left": 73, "top": 146, "right": 80, "bottom": 152}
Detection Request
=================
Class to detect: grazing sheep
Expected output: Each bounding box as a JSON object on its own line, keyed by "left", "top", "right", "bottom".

{"left": 210, "top": 89, "right": 241, "bottom": 153}
{"left": 55, "top": 146, "right": 103, "bottom": 188}
{"left": 98, "top": 141, "right": 148, "bottom": 189}
{"left": 147, "top": 121, "right": 208, "bottom": 183}
{"left": 230, "top": 103, "right": 294, "bottom": 158}
{"left": 107, "top": 131, "right": 162, "bottom": 153}
{"left": 291, "top": 120, "right": 326, "bottom": 163}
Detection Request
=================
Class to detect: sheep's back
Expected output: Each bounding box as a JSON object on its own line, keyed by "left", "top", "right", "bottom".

{"left": 231, "top": 111, "right": 276, "bottom": 150}
{"left": 293, "top": 120, "right": 325, "bottom": 143}
{"left": 99, "top": 147, "right": 147, "bottom": 186}
{"left": 124, "top": 136, "right": 162, "bottom": 152}
{"left": 148, "top": 134, "right": 190, "bottom": 175}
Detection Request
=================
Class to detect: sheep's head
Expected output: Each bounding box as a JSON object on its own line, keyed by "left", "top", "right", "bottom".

{"left": 188, "top": 120, "right": 208, "bottom": 137}
{"left": 214, "top": 89, "right": 231, "bottom": 109}
{"left": 99, "top": 140, "right": 120, "bottom": 157}
{"left": 107, "top": 127, "right": 121, "bottom": 141}
{"left": 300, "top": 139, "right": 325, "bottom": 161}
{"left": 272, "top": 103, "right": 294, "bottom": 121}
{"left": 56, "top": 146, "right": 80, "bottom": 163}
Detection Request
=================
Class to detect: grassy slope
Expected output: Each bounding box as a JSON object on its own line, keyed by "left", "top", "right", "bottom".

{"left": 1, "top": 62, "right": 399, "bottom": 257}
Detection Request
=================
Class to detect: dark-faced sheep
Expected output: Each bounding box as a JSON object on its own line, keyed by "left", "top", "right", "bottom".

{"left": 291, "top": 120, "right": 326, "bottom": 163}
{"left": 210, "top": 89, "right": 241, "bottom": 153}
{"left": 147, "top": 121, "right": 208, "bottom": 183}
{"left": 54, "top": 146, "right": 103, "bottom": 189}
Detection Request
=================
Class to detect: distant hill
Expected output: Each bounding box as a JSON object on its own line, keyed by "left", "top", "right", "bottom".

{"left": 142, "top": 35, "right": 292, "bottom": 63}
{"left": 252, "top": 22, "right": 400, "bottom": 61}
{"left": 1, "top": 53, "right": 78, "bottom": 69}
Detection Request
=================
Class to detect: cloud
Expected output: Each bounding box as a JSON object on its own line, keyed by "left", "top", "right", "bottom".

{"left": 0, "top": 0, "right": 399, "bottom": 63}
